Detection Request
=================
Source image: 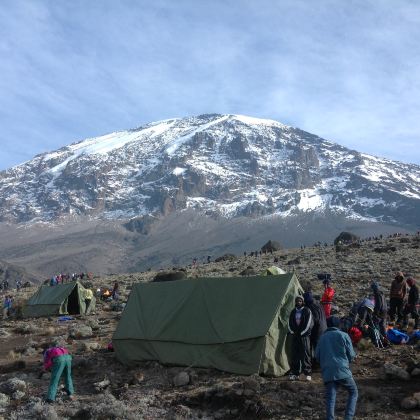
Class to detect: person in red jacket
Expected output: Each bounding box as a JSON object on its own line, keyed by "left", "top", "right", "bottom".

{"left": 321, "top": 278, "right": 335, "bottom": 318}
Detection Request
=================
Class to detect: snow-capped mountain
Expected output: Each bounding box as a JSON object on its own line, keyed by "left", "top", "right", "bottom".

{"left": 0, "top": 114, "right": 419, "bottom": 227}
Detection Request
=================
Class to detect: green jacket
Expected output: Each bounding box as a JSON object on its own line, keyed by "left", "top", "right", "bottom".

{"left": 315, "top": 327, "right": 356, "bottom": 383}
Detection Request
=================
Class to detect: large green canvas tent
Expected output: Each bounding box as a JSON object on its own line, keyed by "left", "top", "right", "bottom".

{"left": 23, "top": 281, "right": 95, "bottom": 317}
{"left": 113, "top": 273, "right": 302, "bottom": 376}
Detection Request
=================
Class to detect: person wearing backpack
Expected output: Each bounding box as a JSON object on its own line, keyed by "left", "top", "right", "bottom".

{"left": 371, "top": 282, "right": 388, "bottom": 336}
{"left": 403, "top": 278, "right": 419, "bottom": 330}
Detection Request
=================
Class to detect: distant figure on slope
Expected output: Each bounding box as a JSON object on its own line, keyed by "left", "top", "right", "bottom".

{"left": 389, "top": 272, "right": 407, "bottom": 324}
{"left": 42, "top": 345, "right": 74, "bottom": 403}
{"left": 403, "top": 278, "right": 419, "bottom": 330}
{"left": 3, "top": 295, "right": 12, "bottom": 319}
{"left": 288, "top": 296, "right": 314, "bottom": 381}
{"left": 112, "top": 282, "right": 119, "bottom": 300}
{"left": 303, "top": 291, "right": 327, "bottom": 361}
{"left": 316, "top": 316, "right": 358, "bottom": 420}
{"left": 321, "top": 278, "right": 335, "bottom": 318}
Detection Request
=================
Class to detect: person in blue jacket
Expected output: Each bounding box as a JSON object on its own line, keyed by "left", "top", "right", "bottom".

{"left": 315, "top": 316, "right": 358, "bottom": 420}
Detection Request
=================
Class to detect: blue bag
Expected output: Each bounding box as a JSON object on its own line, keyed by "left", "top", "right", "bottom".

{"left": 386, "top": 328, "right": 409, "bottom": 344}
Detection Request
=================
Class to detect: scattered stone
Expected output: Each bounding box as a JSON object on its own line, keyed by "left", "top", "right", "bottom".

{"left": 401, "top": 397, "right": 418, "bottom": 409}
{"left": 173, "top": 371, "right": 190, "bottom": 387}
{"left": 383, "top": 363, "right": 410, "bottom": 381}
{"left": 0, "top": 377, "right": 27, "bottom": 395}
{"left": 69, "top": 325, "right": 93, "bottom": 339}
{"left": 11, "top": 390, "right": 25, "bottom": 400}
{"left": 93, "top": 378, "right": 111, "bottom": 392}
{"left": 0, "top": 393, "right": 9, "bottom": 408}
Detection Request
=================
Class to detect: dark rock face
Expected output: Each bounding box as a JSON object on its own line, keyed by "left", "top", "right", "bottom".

{"left": 124, "top": 215, "right": 158, "bottom": 235}
{"left": 153, "top": 271, "right": 186, "bottom": 282}
{"left": 334, "top": 232, "right": 360, "bottom": 245}
{"left": 261, "top": 240, "right": 282, "bottom": 253}
{"left": 0, "top": 114, "right": 418, "bottom": 230}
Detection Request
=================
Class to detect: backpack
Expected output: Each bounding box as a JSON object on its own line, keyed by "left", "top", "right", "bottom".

{"left": 387, "top": 328, "right": 409, "bottom": 344}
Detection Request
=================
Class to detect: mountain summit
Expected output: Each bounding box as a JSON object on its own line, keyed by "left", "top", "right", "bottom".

{"left": 1, "top": 114, "right": 418, "bottom": 227}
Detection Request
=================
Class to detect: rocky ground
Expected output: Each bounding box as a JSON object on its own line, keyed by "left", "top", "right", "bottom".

{"left": 0, "top": 234, "right": 419, "bottom": 419}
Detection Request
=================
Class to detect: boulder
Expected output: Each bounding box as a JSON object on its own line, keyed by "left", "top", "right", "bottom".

{"left": 401, "top": 397, "right": 418, "bottom": 409}
{"left": 69, "top": 325, "right": 93, "bottom": 339}
{"left": 383, "top": 363, "right": 410, "bottom": 381}
{"left": 0, "top": 378, "right": 27, "bottom": 395}
{"left": 0, "top": 393, "right": 9, "bottom": 408}
{"left": 153, "top": 271, "right": 186, "bottom": 282}
{"left": 334, "top": 232, "right": 360, "bottom": 245}
{"left": 173, "top": 371, "right": 190, "bottom": 387}
{"left": 240, "top": 267, "right": 256, "bottom": 276}
{"left": 261, "top": 240, "right": 282, "bottom": 253}
{"left": 215, "top": 254, "right": 237, "bottom": 262}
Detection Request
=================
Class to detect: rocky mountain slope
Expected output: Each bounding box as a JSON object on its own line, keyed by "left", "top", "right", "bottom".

{"left": 0, "top": 234, "right": 419, "bottom": 419}
{"left": 0, "top": 114, "right": 419, "bottom": 227}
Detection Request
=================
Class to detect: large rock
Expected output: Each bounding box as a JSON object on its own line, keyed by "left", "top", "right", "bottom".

{"left": 0, "top": 378, "right": 27, "bottom": 395}
{"left": 383, "top": 363, "right": 410, "bottom": 381}
{"left": 173, "top": 372, "right": 190, "bottom": 387}
{"left": 0, "top": 392, "right": 9, "bottom": 408}
{"left": 153, "top": 271, "right": 186, "bottom": 282}
{"left": 334, "top": 232, "right": 360, "bottom": 245}
{"left": 261, "top": 240, "right": 282, "bottom": 253}
{"left": 69, "top": 325, "right": 93, "bottom": 339}
{"left": 401, "top": 396, "right": 418, "bottom": 409}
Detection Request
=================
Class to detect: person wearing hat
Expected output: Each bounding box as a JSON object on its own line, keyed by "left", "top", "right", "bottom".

{"left": 370, "top": 281, "right": 388, "bottom": 336}
{"left": 321, "top": 278, "right": 335, "bottom": 318}
{"left": 389, "top": 272, "right": 407, "bottom": 324}
{"left": 303, "top": 291, "right": 327, "bottom": 361}
{"left": 403, "top": 278, "right": 419, "bottom": 330}
{"left": 288, "top": 296, "right": 314, "bottom": 381}
{"left": 316, "top": 316, "right": 358, "bottom": 420}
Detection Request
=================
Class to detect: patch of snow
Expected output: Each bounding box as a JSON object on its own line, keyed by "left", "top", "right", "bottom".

{"left": 173, "top": 167, "right": 186, "bottom": 176}
{"left": 232, "top": 114, "right": 287, "bottom": 128}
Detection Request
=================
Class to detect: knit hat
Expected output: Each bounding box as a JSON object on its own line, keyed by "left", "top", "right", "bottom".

{"left": 407, "top": 277, "right": 415, "bottom": 287}
{"left": 362, "top": 298, "right": 374, "bottom": 311}
{"left": 303, "top": 291, "right": 313, "bottom": 305}
{"left": 295, "top": 296, "right": 304, "bottom": 304}
{"left": 327, "top": 316, "right": 340, "bottom": 328}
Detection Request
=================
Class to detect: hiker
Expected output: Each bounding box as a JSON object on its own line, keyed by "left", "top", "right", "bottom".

{"left": 321, "top": 278, "right": 335, "bottom": 318}
{"left": 371, "top": 282, "right": 388, "bottom": 336}
{"left": 84, "top": 288, "right": 94, "bottom": 313}
{"left": 288, "top": 296, "right": 314, "bottom": 380}
{"left": 41, "top": 345, "right": 74, "bottom": 403}
{"left": 3, "top": 295, "right": 12, "bottom": 319}
{"left": 111, "top": 282, "right": 119, "bottom": 300}
{"left": 315, "top": 316, "right": 358, "bottom": 420}
{"left": 303, "top": 291, "right": 327, "bottom": 360}
{"left": 389, "top": 272, "right": 407, "bottom": 323}
{"left": 16, "top": 280, "right": 22, "bottom": 292}
{"left": 403, "top": 278, "right": 419, "bottom": 330}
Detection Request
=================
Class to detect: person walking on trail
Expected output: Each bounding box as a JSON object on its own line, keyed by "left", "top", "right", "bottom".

{"left": 321, "top": 278, "right": 335, "bottom": 318}
{"left": 403, "top": 277, "right": 419, "bottom": 330}
{"left": 316, "top": 316, "right": 358, "bottom": 420}
{"left": 288, "top": 296, "right": 314, "bottom": 381}
{"left": 83, "top": 288, "right": 94, "bottom": 314}
{"left": 42, "top": 345, "right": 74, "bottom": 403}
{"left": 389, "top": 272, "right": 407, "bottom": 323}
{"left": 371, "top": 281, "right": 388, "bottom": 336}
{"left": 303, "top": 291, "right": 327, "bottom": 360}
{"left": 3, "top": 295, "right": 12, "bottom": 319}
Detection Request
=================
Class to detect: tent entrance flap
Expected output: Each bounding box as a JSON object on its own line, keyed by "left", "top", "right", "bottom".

{"left": 67, "top": 287, "right": 80, "bottom": 314}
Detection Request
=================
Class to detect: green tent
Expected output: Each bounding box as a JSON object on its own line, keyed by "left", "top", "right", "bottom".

{"left": 113, "top": 273, "right": 302, "bottom": 376}
{"left": 261, "top": 266, "right": 286, "bottom": 275}
{"left": 23, "top": 281, "right": 95, "bottom": 317}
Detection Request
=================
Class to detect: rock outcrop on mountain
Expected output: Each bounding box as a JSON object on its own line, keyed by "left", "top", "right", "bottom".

{"left": 0, "top": 114, "right": 418, "bottom": 228}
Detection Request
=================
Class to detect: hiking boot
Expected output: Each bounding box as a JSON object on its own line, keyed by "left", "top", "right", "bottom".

{"left": 289, "top": 374, "right": 298, "bottom": 381}
{"left": 305, "top": 375, "right": 312, "bottom": 381}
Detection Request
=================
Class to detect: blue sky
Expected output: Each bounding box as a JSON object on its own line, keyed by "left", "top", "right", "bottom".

{"left": 1, "top": 0, "right": 420, "bottom": 169}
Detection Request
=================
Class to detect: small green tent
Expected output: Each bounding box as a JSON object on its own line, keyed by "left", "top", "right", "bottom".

{"left": 113, "top": 273, "right": 302, "bottom": 376}
{"left": 261, "top": 266, "right": 286, "bottom": 275}
{"left": 23, "top": 281, "right": 95, "bottom": 317}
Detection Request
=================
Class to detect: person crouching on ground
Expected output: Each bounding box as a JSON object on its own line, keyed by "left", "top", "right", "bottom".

{"left": 316, "top": 316, "right": 358, "bottom": 420}
{"left": 288, "top": 296, "right": 314, "bottom": 381}
{"left": 41, "top": 345, "right": 74, "bottom": 403}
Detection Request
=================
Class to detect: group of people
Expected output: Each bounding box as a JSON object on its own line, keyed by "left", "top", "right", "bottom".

{"left": 49, "top": 272, "right": 92, "bottom": 286}
{"left": 287, "top": 272, "right": 418, "bottom": 420}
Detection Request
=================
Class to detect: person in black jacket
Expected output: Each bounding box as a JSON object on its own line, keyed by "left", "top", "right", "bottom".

{"left": 303, "top": 291, "right": 327, "bottom": 360}
{"left": 403, "top": 278, "right": 419, "bottom": 330}
{"left": 288, "top": 296, "right": 314, "bottom": 381}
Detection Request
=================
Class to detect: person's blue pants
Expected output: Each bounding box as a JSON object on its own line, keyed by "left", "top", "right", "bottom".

{"left": 47, "top": 354, "right": 74, "bottom": 401}
{"left": 325, "top": 377, "right": 358, "bottom": 420}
